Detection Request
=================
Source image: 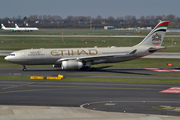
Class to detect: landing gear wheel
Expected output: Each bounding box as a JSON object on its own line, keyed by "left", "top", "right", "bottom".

{"left": 22, "top": 65, "right": 27, "bottom": 71}
{"left": 23, "top": 68, "right": 27, "bottom": 71}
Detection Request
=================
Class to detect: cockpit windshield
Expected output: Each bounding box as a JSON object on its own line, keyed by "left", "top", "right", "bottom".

{"left": 9, "top": 54, "right": 15, "bottom": 56}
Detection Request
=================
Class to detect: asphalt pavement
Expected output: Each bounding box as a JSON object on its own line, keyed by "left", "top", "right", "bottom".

{"left": 0, "top": 80, "right": 180, "bottom": 116}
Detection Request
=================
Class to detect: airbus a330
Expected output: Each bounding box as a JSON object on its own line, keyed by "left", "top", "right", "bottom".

{"left": 5, "top": 21, "right": 169, "bottom": 71}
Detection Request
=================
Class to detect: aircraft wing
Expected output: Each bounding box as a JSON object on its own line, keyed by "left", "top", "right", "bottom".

{"left": 55, "top": 46, "right": 166, "bottom": 63}
{"left": 55, "top": 53, "right": 127, "bottom": 63}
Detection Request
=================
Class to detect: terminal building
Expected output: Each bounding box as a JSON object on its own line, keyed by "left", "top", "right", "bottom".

{"left": 104, "top": 26, "right": 115, "bottom": 30}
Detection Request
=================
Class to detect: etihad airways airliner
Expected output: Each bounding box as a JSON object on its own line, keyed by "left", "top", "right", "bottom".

{"left": 5, "top": 21, "right": 169, "bottom": 71}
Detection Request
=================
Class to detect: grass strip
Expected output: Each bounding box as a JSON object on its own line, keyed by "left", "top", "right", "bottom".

{"left": 0, "top": 76, "right": 180, "bottom": 84}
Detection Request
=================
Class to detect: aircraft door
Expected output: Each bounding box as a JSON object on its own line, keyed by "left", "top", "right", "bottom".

{"left": 47, "top": 51, "right": 51, "bottom": 58}
{"left": 21, "top": 52, "right": 25, "bottom": 58}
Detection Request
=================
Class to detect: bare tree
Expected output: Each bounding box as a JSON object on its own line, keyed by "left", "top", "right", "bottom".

{"left": 155, "top": 15, "right": 163, "bottom": 22}
{"left": 124, "top": 15, "right": 131, "bottom": 22}
{"left": 139, "top": 16, "right": 145, "bottom": 23}
{"left": 116, "top": 16, "right": 124, "bottom": 21}
{"left": 131, "top": 16, "right": 136, "bottom": 22}
{"left": 43, "top": 15, "right": 47, "bottom": 20}
{"left": 106, "top": 16, "right": 115, "bottom": 22}
{"left": 165, "top": 14, "right": 176, "bottom": 21}
{"left": 2, "top": 14, "right": 180, "bottom": 28}
{"left": 52, "top": 15, "right": 62, "bottom": 21}
{"left": 38, "top": 15, "right": 43, "bottom": 20}
{"left": 96, "top": 15, "right": 103, "bottom": 20}
{"left": 65, "top": 16, "right": 75, "bottom": 22}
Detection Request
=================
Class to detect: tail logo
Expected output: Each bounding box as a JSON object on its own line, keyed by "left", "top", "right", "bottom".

{"left": 152, "top": 33, "right": 161, "bottom": 45}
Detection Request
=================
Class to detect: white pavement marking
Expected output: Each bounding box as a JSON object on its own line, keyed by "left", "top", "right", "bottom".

{"left": 144, "top": 68, "right": 180, "bottom": 72}
{"left": 159, "top": 87, "right": 180, "bottom": 93}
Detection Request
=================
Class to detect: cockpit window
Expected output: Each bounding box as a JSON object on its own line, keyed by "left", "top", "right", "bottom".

{"left": 9, "top": 54, "right": 15, "bottom": 56}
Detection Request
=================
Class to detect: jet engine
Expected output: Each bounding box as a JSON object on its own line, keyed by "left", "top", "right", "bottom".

{"left": 61, "top": 60, "right": 83, "bottom": 70}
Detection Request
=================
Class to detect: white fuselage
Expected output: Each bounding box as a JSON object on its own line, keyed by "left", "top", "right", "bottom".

{"left": 1, "top": 27, "right": 17, "bottom": 31}
{"left": 15, "top": 27, "right": 39, "bottom": 31}
{"left": 4, "top": 46, "right": 152, "bottom": 66}
{"left": 1, "top": 27, "right": 38, "bottom": 31}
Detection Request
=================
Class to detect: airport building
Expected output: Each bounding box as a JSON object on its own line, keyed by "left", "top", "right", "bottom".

{"left": 104, "top": 26, "right": 115, "bottom": 30}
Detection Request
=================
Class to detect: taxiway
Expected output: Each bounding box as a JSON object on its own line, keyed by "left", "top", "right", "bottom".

{"left": 0, "top": 80, "right": 180, "bottom": 116}
{"left": 0, "top": 67, "right": 180, "bottom": 119}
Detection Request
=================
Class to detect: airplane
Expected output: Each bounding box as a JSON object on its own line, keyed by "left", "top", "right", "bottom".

{"left": 5, "top": 21, "right": 169, "bottom": 71}
{"left": 15, "top": 24, "right": 39, "bottom": 32}
{"left": 1, "top": 24, "right": 17, "bottom": 31}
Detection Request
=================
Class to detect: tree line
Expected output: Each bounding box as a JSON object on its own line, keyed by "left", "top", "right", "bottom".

{"left": 1, "top": 14, "right": 180, "bottom": 28}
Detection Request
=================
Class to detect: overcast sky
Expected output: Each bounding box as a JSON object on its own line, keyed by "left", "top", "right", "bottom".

{"left": 1, "top": 0, "right": 180, "bottom": 19}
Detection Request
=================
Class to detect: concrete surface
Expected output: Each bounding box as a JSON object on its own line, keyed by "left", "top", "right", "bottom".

{"left": 0, "top": 105, "right": 180, "bottom": 120}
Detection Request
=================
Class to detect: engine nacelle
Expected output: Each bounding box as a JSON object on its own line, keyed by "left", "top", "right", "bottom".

{"left": 61, "top": 61, "right": 83, "bottom": 70}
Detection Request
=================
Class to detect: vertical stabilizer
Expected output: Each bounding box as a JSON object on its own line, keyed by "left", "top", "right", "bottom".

{"left": 136, "top": 21, "right": 169, "bottom": 47}
{"left": 15, "top": 24, "right": 19, "bottom": 28}
{"left": 1, "top": 24, "right": 5, "bottom": 29}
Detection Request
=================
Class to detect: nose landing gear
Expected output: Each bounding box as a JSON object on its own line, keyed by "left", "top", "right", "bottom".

{"left": 23, "top": 65, "right": 27, "bottom": 71}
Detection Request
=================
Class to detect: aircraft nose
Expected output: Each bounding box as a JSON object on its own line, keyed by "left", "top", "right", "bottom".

{"left": 4, "top": 56, "right": 9, "bottom": 61}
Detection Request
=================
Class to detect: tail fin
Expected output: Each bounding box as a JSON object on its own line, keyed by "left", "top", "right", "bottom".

{"left": 136, "top": 21, "right": 169, "bottom": 46}
{"left": 15, "top": 24, "right": 19, "bottom": 28}
{"left": 1, "top": 24, "right": 5, "bottom": 29}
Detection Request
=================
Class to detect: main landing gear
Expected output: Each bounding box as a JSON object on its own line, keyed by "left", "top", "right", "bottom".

{"left": 23, "top": 65, "right": 27, "bottom": 71}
